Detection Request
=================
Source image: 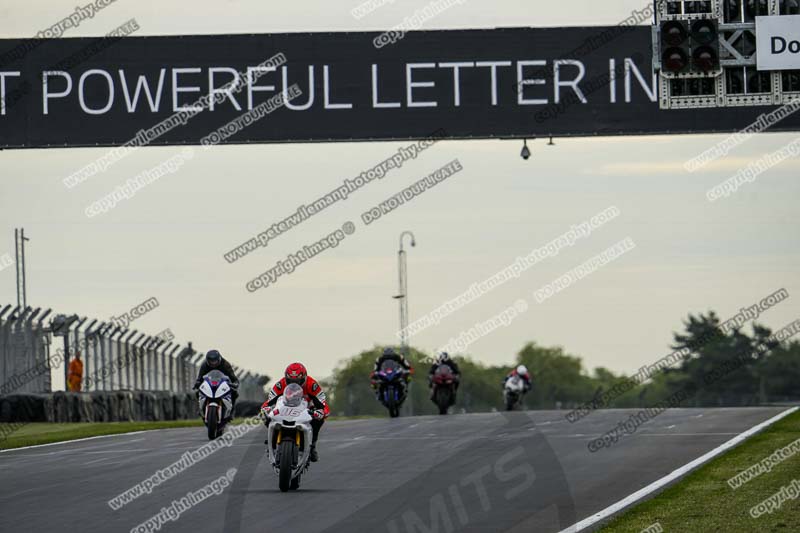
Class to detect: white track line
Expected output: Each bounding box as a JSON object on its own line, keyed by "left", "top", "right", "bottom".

{"left": 0, "top": 431, "right": 150, "bottom": 454}
{"left": 0, "top": 424, "right": 206, "bottom": 454}
{"left": 558, "top": 406, "right": 799, "bottom": 533}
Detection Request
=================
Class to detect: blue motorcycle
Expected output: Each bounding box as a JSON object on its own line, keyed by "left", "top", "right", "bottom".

{"left": 374, "top": 360, "right": 409, "bottom": 418}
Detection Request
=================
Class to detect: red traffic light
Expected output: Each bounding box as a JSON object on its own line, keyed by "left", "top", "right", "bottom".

{"left": 662, "top": 21, "right": 688, "bottom": 46}
{"left": 692, "top": 46, "right": 718, "bottom": 72}
{"left": 663, "top": 48, "right": 689, "bottom": 73}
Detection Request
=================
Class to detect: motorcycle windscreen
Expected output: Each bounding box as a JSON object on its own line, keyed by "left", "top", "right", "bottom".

{"left": 508, "top": 377, "right": 523, "bottom": 389}
{"left": 205, "top": 369, "right": 227, "bottom": 385}
{"left": 435, "top": 366, "right": 453, "bottom": 377}
{"left": 380, "top": 360, "right": 401, "bottom": 373}
{"left": 283, "top": 383, "right": 304, "bottom": 407}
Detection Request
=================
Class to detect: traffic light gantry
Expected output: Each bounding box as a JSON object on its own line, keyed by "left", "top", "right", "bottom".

{"left": 652, "top": 0, "right": 800, "bottom": 109}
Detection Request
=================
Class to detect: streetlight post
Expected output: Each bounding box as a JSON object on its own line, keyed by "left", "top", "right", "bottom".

{"left": 393, "top": 231, "right": 416, "bottom": 358}
{"left": 393, "top": 231, "right": 416, "bottom": 417}
{"left": 14, "top": 228, "right": 29, "bottom": 309}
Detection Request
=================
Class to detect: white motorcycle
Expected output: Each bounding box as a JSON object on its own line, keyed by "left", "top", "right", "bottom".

{"left": 198, "top": 370, "right": 233, "bottom": 440}
{"left": 264, "top": 383, "right": 314, "bottom": 492}
{"left": 504, "top": 375, "right": 526, "bottom": 411}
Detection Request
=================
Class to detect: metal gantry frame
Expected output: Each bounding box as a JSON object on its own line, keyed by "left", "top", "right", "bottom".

{"left": 654, "top": 0, "right": 800, "bottom": 108}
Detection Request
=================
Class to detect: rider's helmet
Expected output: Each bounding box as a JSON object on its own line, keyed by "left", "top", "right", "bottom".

{"left": 206, "top": 350, "right": 222, "bottom": 368}
{"left": 437, "top": 352, "right": 450, "bottom": 364}
{"left": 285, "top": 362, "right": 308, "bottom": 386}
{"left": 382, "top": 347, "right": 397, "bottom": 358}
{"left": 516, "top": 364, "right": 528, "bottom": 376}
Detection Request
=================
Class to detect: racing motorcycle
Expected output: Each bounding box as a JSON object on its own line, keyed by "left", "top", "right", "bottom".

{"left": 198, "top": 370, "right": 233, "bottom": 440}
{"left": 431, "top": 365, "right": 457, "bottom": 415}
{"left": 374, "top": 360, "right": 409, "bottom": 418}
{"left": 264, "top": 383, "right": 314, "bottom": 492}
{"left": 504, "top": 375, "right": 525, "bottom": 411}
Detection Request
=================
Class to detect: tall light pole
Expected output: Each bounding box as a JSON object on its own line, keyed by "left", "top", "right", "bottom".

{"left": 393, "top": 231, "right": 416, "bottom": 358}
{"left": 14, "top": 228, "right": 29, "bottom": 309}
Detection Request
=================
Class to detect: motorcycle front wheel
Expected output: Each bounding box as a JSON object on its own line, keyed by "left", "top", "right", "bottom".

{"left": 386, "top": 386, "right": 400, "bottom": 418}
{"left": 207, "top": 407, "right": 218, "bottom": 440}
{"left": 436, "top": 388, "right": 451, "bottom": 415}
{"left": 505, "top": 394, "right": 516, "bottom": 411}
{"left": 278, "top": 440, "right": 296, "bottom": 492}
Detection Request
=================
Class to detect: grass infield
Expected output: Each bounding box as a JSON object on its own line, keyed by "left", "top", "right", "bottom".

{"left": 0, "top": 420, "right": 207, "bottom": 450}
{"left": 601, "top": 410, "right": 800, "bottom": 532}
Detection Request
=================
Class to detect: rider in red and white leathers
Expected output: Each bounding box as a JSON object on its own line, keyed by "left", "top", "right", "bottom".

{"left": 261, "top": 362, "right": 330, "bottom": 462}
{"left": 503, "top": 364, "right": 532, "bottom": 393}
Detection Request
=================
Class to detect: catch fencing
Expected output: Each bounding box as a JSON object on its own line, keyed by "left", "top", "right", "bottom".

{"left": 0, "top": 304, "right": 268, "bottom": 401}
{"left": 0, "top": 305, "right": 52, "bottom": 393}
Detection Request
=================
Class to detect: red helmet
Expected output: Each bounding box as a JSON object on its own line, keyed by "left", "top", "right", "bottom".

{"left": 285, "top": 362, "right": 307, "bottom": 385}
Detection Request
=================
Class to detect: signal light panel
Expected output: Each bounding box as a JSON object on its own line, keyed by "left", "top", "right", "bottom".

{"left": 659, "top": 19, "right": 722, "bottom": 77}
{"left": 653, "top": 0, "right": 800, "bottom": 108}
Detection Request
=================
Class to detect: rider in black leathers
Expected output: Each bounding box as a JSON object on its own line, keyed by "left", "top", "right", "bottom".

{"left": 372, "top": 347, "right": 412, "bottom": 374}
{"left": 370, "top": 347, "right": 413, "bottom": 394}
{"left": 193, "top": 349, "right": 239, "bottom": 416}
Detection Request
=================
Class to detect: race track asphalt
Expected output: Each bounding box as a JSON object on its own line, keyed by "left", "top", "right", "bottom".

{"left": 0, "top": 407, "right": 788, "bottom": 533}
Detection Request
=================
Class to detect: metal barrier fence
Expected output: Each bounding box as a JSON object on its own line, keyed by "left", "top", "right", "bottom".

{"left": 0, "top": 305, "right": 52, "bottom": 394}
{"left": 0, "top": 304, "right": 269, "bottom": 401}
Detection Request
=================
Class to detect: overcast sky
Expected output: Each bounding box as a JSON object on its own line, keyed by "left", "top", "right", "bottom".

{"left": 1, "top": 0, "right": 798, "bottom": 391}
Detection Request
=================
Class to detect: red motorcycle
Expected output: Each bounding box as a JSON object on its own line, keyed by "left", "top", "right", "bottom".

{"left": 431, "top": 366, "right": 457, "bottom": 415}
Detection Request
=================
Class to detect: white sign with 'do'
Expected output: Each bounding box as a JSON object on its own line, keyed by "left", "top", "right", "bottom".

{"left": 757, "top": 15, "right": 800, "bottom": 71}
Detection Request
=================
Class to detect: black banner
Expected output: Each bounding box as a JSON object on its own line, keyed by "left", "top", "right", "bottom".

{"left": 1, "top": 26, "right": 799, "bottom": 149}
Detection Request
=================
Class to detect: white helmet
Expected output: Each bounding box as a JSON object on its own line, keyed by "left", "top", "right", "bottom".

{"left": 516, "top": 365, "right": 528, "bottom": 375}
{"left": 437, "top": 352, "right": 450, "bottom": 364}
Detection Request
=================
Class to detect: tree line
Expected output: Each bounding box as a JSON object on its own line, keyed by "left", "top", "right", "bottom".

{"left": 325, "top": 312, "right": 800, "bottom": 416}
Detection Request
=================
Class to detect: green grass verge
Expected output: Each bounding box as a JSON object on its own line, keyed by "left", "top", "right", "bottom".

{"left": 600, "top": 409, "right": 800, "bottom": 532}
{"left": 0, "top": 420, "right": 205, "bottom": 450}
{"left": 0, "top": 414, "right": 387, "bottom": 451}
